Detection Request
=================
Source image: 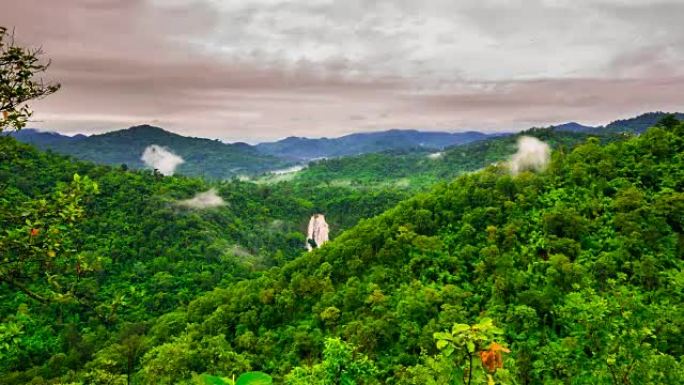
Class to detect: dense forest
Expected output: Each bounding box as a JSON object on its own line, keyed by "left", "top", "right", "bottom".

{"left": 286, "top": 128, "right": 624, "bottom": 190}
{"left": 3, "top": 118, "right": 683, "bottom": 384}
{"left": 1, "top": 22, "right": 683, "bottom": 385}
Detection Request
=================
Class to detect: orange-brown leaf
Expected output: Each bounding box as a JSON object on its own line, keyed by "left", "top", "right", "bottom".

{"left": 479, "top": 342, "right": 510, "bottom": 373}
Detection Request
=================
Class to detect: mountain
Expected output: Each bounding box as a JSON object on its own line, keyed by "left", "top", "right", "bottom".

{"left": 9, "top": 112, "right": 682, "bottom": 182}
{"left": 552, "top": 111, "right": 684, "bottom": 134}
{"left": 255, "top": 129, "right": 496, "bottom": 160}
{"left": 9, "top": 125, "right": 292, "bottom": 179}
{"left": 0, "top": 133, "right": 407, "bottom": 382}
{"left": 1, "top": 119, "right": 683, "bottom": 384}
{"left": 550, "top": 121, "right": 596, "bottom": 133}
{"left": 136, "top": 121, "right": 683, "bottom": 384}
{"left": 603, "top": 111, "right": 684, "bottom": 133}
{"left": 5, "top": 128, "right": 84, "bottom": 146}
{"left": 279, "top": 128, "right": 621, "bottom": 190}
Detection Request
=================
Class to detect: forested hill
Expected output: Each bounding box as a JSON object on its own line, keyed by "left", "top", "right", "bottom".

{"left": 2, "top": 119, "right": 682, "bottom": 384}
{"left": 551, "top": 111, "right": 684, "bottom": 134}
{"left": 0, "top": 135, "right": 406, "bottom": 384}
{"left": 131, "top": 120, "right": 682, "bottom": 384}
{"left": 9, "top": 112, "right": 682, "bottom": 183}
{"left": 6, "top": 125, "right": 292, "bottom": 179}
{"left": 286, "top": 127, "right": 622, "bottom": 189}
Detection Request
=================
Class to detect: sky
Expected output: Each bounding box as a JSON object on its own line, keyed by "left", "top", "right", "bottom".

{"left": 3, "top": 0, "right": 684, "bottom": 142}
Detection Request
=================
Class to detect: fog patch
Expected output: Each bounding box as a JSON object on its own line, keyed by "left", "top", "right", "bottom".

{"left": 141, "top": 145, "right": 184, "bottom": 175}
{"left": 508, "top": 136, "right": 550, "bottom": 175}
{"left": 227, "top": 245, "right": 252, "bottom": 258}
{"left": 176, "top": 189, "right": 225, "bottom": 209}
{"left": 271, "top": 165, "right": 305, "bottom": 175}
{"left": 427, "top": 152, "right": 443, "bottom": 159}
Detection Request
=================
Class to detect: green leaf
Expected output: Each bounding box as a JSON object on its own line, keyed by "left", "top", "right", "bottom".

{"left": 340, "top": 373, "right": 357, "bottom": 385}
{"left": 436, "top": 339, "right": 449, "bottom": 350}
{"left": 452, "top": 323, "right": 470, "bottom": 334}
{"left": 466, "top": 341, "right": 475, "bottom": 353}
{"left": 235, "top": 371, "right": 273, "bottom": 385}
{"left": 434, "top": 332, "right": 452, "bottom": 341}
{"left": 199, "top": 374, "right": 232, "bottom": 385}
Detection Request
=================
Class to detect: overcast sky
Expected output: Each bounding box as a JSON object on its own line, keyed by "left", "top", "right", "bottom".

{"left": 4, "top": 0, "right": 684, "bottom": 142}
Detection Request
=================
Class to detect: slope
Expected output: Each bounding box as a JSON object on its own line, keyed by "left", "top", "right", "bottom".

{"left": 551, "top": 111, "right": 684, "bottom": 134}
{"left": 8, "top": 125, "right": 292, "bottom": 179}
{"left": 286, "top": 128, "right": 619, "bottom": 189}
{"left": 0, "top": 136, "right": 407, "bottom": 383}
{"left": 13, "top": 120, "right": 683, "bottom": 384}
{"left": 135, "top": 120, "right": 682, "bottom": 384}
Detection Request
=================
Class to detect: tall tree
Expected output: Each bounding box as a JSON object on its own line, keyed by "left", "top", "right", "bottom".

{"left": 0, "top": 26, "right": 60, "bottom": 132}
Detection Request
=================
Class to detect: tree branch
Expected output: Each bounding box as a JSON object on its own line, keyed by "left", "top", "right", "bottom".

{"left": 0, "top": 275, "right": 49, "bottom": 303}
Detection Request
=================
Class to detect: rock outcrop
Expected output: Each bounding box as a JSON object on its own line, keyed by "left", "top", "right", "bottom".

{"left": 306, "top": 214, "right": 329, "bottom": 251}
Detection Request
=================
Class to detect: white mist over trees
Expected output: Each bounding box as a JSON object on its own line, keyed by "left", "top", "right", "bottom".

{"left": 508, "top": 136, "right": 550, "bottom": 175}
{"left": 141, "top": 145, "right": 184, "bottom": 175}
{"left": 176, "top": 189, "right": 226, "bottom": 209}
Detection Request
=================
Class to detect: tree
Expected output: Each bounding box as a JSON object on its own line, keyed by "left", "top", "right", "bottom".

{"left": 285, "top": 338, "right": 378, "bottom": 385}
{"left": 434, "top": 319, "right": 514, "bottom": 385}
{"left": 0, "top": 174, "right": 99, "bottom": 303}
{"left": 0, "top": 26, "right": 60, "bottom": 132}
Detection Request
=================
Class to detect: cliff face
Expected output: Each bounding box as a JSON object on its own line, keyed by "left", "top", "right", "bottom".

{"left": 306, "top": 214, "right": 329, "bottom": 251}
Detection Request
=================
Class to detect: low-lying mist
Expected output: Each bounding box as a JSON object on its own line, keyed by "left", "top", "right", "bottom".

{"left": 176, "top": 189, "right": 226, "bottom": 209}
{"left": 508, "top": 136, "right": 550, "bottom": 175}
{"left": 141, "top": 145, "right": 184, "bottom": 175}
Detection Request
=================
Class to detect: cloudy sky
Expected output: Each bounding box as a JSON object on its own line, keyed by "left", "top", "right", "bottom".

{"left": 4, "top": 0, "right": 684, "bottom": 142}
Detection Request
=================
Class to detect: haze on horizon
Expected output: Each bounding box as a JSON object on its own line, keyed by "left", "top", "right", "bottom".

{"left": 3, "top": 0, "right": 684, "bottom": 142}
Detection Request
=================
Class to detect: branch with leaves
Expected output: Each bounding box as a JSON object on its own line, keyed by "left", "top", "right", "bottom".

{"left": 0, "top": 173, "right": 99, "bottom": 304}
{"left": 434, "top": 318, "right": 514, "bottom": 385}
{"left": 0, "top": 26, "right": 60, "bottom": 132}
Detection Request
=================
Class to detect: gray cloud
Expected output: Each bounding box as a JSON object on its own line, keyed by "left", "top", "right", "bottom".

{"left": 2, "top": 0, "right": 683, "bottom": 141}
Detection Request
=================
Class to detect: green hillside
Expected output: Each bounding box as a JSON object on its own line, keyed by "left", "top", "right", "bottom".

{"left": 0, "top": 136, "right": 405, "bottom": 384}
{"left": 2, "top": 119, "right": 682, "bottom": 384}
{"left": 284, "top": 128, "right": 623, "bottom": 190}
{"left": 16, "top": 125, "right": 293, "bottom": 179}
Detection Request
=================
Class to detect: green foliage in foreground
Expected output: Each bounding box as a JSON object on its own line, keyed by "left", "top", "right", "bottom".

{"left": 0, "top": 137, "right": 404, "bottom": 384}
{"left": 1, "top": 120, "right": 684, "bottom": 384}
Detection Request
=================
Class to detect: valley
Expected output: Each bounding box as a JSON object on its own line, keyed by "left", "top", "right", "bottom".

{"left": 2, "top": 3, "right": 684, "bottom": 384}
{"left": 2, "top": 114, "right": 683, "bottom": 384}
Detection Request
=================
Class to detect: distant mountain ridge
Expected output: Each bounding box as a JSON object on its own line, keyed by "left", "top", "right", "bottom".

{"left": 254, "top": 129, "right": 496, "bottom": 161}
{"left": 6, "top": 125, "right": 291, "bottom": 179}
{"left": 7, "top": 111, "right": 681, "bottom": 179}
{"left": 7, "top": 128, "right": 86, "bottom": 146}
{"left": 551, "top": 111, "right": 684, "bottom": 134}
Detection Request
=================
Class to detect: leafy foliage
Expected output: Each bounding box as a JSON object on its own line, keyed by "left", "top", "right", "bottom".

{"left": 0, "top": 34, "right": 682, "bottom": 384}
{"left": 0, "top": 136, "right": 403, "bottom": 383}
{"left": 0, "top": 26, "right": 60, "bottom": 132}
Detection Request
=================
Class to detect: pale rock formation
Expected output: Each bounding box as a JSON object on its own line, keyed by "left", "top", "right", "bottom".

{"left": 306, "top": 214, "right": 329, "bottom": 251}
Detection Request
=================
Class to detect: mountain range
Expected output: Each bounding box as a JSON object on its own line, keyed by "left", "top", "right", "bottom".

{"left": 254, "top": 129, "right": 497, "bottom": 160}
{"left": 7, "top": 125, "right": 291, "bottom": 179}
{"left": 551, "top": 111, "right": 684, "bottom": 134}
{"left": 3, "top": 114, "right": 682, "bottom": 384}
{"left": 6, "top": 112, "right": 681, "bottom": 179}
